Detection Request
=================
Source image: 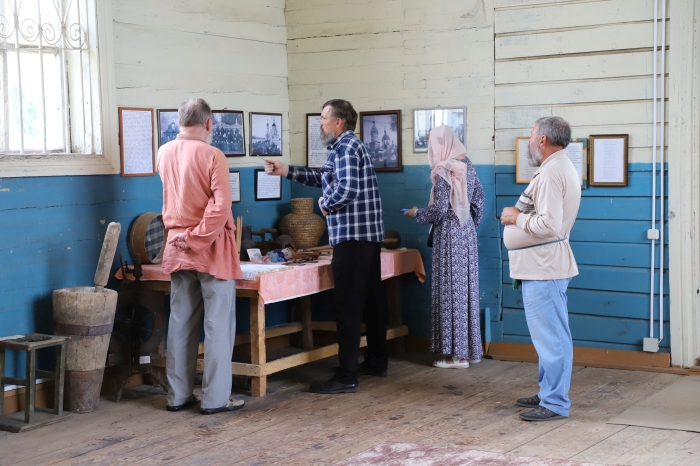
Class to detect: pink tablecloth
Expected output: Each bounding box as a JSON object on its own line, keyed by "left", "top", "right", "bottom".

{"left": 115, "top": 248, "right": 426, "bottom": 304}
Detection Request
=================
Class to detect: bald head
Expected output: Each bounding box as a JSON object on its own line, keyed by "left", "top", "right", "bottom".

{"left": 179, "top": 98, "right": 212, "bottom": 128}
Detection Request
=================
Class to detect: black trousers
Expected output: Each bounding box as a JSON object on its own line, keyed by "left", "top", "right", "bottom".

{"left": 332, "top": 240, "right": 388, "bottom": 384}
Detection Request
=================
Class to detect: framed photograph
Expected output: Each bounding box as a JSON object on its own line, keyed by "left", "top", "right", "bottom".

{"left": 250, "top": 112, "right": 282, "bottom": 156}
{"left": 229, "top": 170, "right": 241, "bottom": 203}
{"left": 359, "top": 110, "right": 402, "bottom": 172}
{"left": 413, "top": 107, "right": 466, "bottom": 153}
{"left": 212, "top": 110, "right": 245, "bottom": 156}
{"left": 254, "top": 168, "right": 282, "bottom": 201}
{"left": 119, "top": 107, "right": 155, "bottom": 177}
{"left": 307, "top": 113, "right": 329, "bottom": 168}
{"left": 589, "top": 134, "right": 629, "bottom": 186}
{"left": 157, "top": 109, "right": 179, "bottom": 147}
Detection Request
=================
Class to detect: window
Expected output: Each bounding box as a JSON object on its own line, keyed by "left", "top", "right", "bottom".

{"left": 0, "top": 0, "right": 118, "bottom": 177}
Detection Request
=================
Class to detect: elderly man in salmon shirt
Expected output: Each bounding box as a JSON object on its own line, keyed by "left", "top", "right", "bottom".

{"left": 157, "top": 97, "right": 244, "bottom": 415}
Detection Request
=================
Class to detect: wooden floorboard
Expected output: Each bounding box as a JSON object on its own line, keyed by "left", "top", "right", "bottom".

{"left": 0, "top": 354, "right": 693, "bottom": 466}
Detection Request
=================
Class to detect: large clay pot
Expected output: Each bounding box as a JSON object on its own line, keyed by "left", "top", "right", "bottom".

{"left": 278, "top": 198, "right": 327, "bottom": 249}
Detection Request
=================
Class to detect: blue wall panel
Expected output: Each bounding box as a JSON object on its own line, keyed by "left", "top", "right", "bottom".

{"left": 496, "top": 163, "right": 670, "bottom": 353}
{"left": 291, "top": 164, "right": 501, "bottom": 339}
{"left": 0, "top": 168, "right": 291, "bottom": 378}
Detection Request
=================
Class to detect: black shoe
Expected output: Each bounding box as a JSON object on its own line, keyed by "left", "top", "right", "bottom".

{"left": 516, "top": 394, "right": 540, "bottom": 408}
{"left": 199, "top": 399, "right": 245, "bottom": 415}
{"left": 333, "top": 361, "right": 388, "bottom": 378}
{"left": 519, "top": 406, "right": 565, "bottom": 422}
{"left": 309, "top": 375, "right": 358, "bottom": 394}
{"left": 166, "top": 394, "right": 200, "bottom": 412}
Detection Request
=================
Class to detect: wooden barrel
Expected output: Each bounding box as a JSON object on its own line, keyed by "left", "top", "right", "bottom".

{"left": 130, "top": 213, "right": 166, "bottom": 264}
{"left": 53, "top": 286, "right": 118, "bottom": 413}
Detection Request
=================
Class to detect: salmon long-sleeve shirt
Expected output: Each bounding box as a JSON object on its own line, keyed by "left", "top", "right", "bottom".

{"left": 156, "top": 134, "right": 242, "bottom": 281}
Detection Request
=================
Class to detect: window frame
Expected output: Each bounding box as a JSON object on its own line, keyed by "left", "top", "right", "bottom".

{"left": 0, "top": 1, "right": 118, "bottom": 178}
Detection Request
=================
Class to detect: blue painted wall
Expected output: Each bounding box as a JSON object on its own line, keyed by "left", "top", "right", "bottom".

{"left": 0, "top": 161, "right": 671, "bottom": 377}
{"left": 0, "top": 168, "right": 292, "bottom": 378}
{"left": 291, "top": 164, "right": 502, "bottom": 338}
{"left": 495, "top": 163, "right": 670, "bottom": 353}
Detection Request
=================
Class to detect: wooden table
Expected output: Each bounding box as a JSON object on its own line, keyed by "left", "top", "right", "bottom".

{"left": 117, "top": 249, "right": 425, "bottom": 396}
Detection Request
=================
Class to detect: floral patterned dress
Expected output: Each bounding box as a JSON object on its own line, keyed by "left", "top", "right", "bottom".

{"left": 415, "top": 158, "right": 485, "bottom": 360}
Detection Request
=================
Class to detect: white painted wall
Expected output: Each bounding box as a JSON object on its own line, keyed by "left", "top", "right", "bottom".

{"left": 112, "top": 0, "right": 290, "bottom": 167}
{"left": 494, "top": 0, "right": 670, "bottom": 165}
{"left": 285, "top": 0, "right": 495, "bottom": 166}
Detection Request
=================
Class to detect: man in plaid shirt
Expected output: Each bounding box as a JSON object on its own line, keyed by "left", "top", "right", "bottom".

{"left": 265, "top": 99, "right": 388, "bottom": 394}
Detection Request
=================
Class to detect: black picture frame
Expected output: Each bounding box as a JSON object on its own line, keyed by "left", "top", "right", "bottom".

{"left": 229, "top": 170, "right": 241, "bottom": 203}
{"left": 250, "top": 112, "right": 283, "bottom": 157}
{"left": 254, "top": 168, "right": 282, "bottom": 201}
{"left": 359, "top": 110, "right": 402, "bottom": 172}
{"left": 212, "top": 110, "right": 245, "bottom": 156}
{"left": 156, "top": 109, "right": 179, "bottom": 147}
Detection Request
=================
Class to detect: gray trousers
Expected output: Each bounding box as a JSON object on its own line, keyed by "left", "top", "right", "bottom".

{"left": 167, "top": 270, "right": 236, "bottom": 409}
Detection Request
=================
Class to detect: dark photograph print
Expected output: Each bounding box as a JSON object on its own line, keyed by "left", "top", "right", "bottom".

{"left": 250, "top": 112, "right": 282, "bottom": 156}
{"left": 157, "top": 109, "right": 179, "bottom": 147}
{"left": 211, "top": 110, "right": 245, "bottom": 156}
{"left": 359, "top": 110, "right": 402, "bottom": 172}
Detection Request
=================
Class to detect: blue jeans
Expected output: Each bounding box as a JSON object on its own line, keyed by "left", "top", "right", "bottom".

{"left": 521, "top": 278, "right": 572, "bottom": 417}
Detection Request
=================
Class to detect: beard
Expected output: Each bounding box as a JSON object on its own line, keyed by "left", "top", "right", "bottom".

{"left": 526, "top": 142, "right": 543, "bottom": 167}
{"left": 319, "top": 126, "right": 335, "bottom": 146}
{"left": 205, "top": 130, "right": 213, "bottom": 145}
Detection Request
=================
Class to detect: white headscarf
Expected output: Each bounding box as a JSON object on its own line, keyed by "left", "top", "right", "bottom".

{"left": 428, "top": 125, "right": 470, "bottom": 226}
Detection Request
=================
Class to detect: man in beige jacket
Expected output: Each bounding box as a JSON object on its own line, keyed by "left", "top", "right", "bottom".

{"left": 500, "top": 116, "right": 581, "bottom": 422}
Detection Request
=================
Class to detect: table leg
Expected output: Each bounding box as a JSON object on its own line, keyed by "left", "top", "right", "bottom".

{"left": 301, "top": 296, "right": 313, "bottom": 349}
{"left": 385, "top": 276, "right": 405, "bottom": 354}
{"left": 54, "top": 343, "right": 66, "bottom": 415}
{"left": 0, "top": 347, "right": 5, "bottom": 416}
{"left": 25, "top": 349, "right": 36, "bottom": 424}
{"left": 250, "top": 295, "right": 267, "bottom": 397}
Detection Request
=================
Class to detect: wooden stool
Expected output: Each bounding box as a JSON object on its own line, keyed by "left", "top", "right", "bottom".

{"left": 0, "top": 334, "right": 71, "bottom": 433}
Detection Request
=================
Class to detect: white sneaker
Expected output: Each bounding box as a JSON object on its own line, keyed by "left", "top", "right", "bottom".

{"left": 470, "top": 359, "right": 481, "bottom": 364}
{"left": 433, "top": 357, "right": 469, "bottom": 369}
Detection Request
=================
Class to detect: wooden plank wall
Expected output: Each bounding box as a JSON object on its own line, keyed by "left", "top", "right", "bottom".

{"left": 493, "top": 0, "right": 672, "bottom": 352}
{"left": 285, "top": 0, "right": 501, "bottom": 337}
{"left": 0, "top": 1, "right": 292, "bottom": 380}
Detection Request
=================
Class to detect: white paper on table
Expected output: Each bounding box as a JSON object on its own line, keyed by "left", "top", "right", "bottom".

{"left": 240, "top": 263, "right": 288, "bottom": 281}
{"left": 121, "top": 109, "right": 154, "bottom": 175}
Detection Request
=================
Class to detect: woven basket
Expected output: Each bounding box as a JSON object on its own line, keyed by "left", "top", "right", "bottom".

{"left": 278, "top": 198, "right": 327, "bottom": 249}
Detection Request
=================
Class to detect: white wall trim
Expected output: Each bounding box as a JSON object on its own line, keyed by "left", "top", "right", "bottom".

{"left": 668, "top": 0, "right": 700, "bottom": 367}
{"left": 0, "top": 1, "right": 119, "bottom": 178}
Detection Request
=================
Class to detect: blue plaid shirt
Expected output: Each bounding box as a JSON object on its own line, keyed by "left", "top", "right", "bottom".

{"left": 288, "top": 130, "right": 384, "bottom": 246}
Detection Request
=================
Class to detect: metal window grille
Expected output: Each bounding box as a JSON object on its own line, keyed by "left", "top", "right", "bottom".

{"left": 0, "top": 0, "right": 101, "bottom": 156}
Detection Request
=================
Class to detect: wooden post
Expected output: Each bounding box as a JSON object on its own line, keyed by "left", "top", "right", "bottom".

{"left": 250, "top": 296, "right": 267, "bottom": 397}
{"left": 25, "top": 349, "right": 36, "bottom": 424}
{"left": 301, "top": 296, "right": 313, "bottom": 349}
{"left": 0, "top": 347, "right": 5, "bottom": 416}
{"left": 54, "top": 343, "right": 66, "bottom": 415}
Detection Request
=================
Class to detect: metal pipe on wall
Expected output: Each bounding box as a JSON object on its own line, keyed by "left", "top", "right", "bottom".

{"left": 650, "top": 0, "right": 658, "bottom": 340}
{"left": 659, "top": 0, "right": 667, "bottom": 342}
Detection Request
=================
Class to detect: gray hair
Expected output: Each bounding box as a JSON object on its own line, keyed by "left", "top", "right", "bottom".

{"left": 179, "top": 97, "right": 212, "bottom": 127}
{"left": 535, "top": 116, "right": 571, "bottom": 148}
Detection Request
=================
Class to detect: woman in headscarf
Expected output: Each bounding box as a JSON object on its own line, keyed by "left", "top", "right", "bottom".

{"left": 404, "top": 125, "right": 485, "bottom": 368}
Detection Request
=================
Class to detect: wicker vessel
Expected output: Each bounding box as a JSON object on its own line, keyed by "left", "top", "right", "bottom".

{"left": 279, "top": 198, "right": 327, "bottom": 249}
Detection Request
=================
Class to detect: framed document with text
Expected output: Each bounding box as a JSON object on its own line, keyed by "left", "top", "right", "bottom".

{"left": 254, "top": 169, "right": 282, "bottom": 201}
{"left": 589, "top": 134, "right": 628, "bottom": 187}
{"left": 307, "top": 113, "right": 329, "bottom": 168}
